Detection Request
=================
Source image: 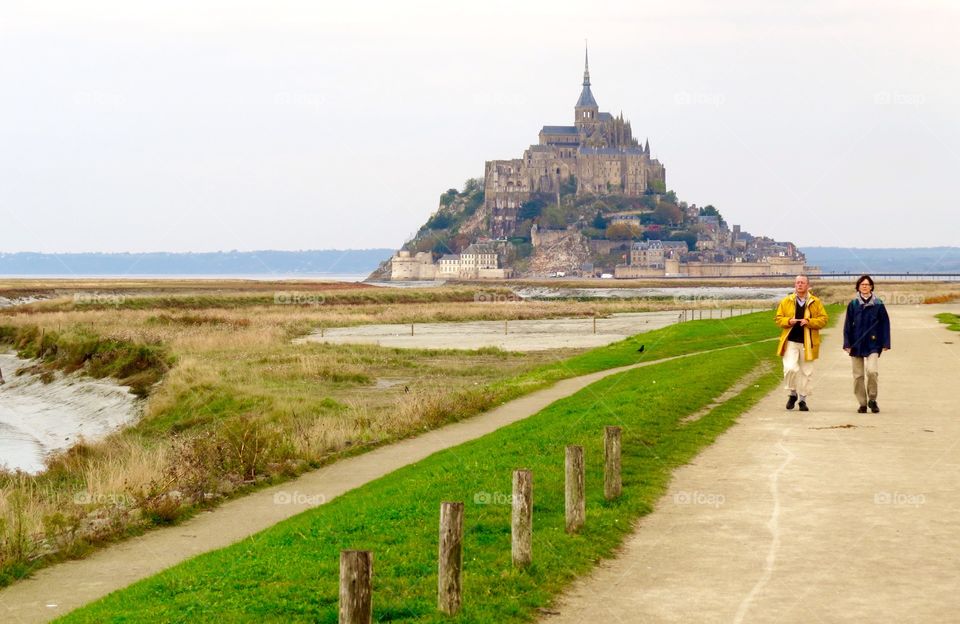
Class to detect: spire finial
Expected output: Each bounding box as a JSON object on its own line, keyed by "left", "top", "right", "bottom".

{"left": 583, "top": 40, "right": 591, "bottom": 86}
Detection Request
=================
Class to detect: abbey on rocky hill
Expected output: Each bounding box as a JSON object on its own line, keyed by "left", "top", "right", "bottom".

{"left": 484, "top": 47, "right": 667, "bottom": 238}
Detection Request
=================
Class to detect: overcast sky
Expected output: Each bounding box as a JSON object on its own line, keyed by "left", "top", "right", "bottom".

{"left": 1, "top": 0, "right": 957, "bottom": 253}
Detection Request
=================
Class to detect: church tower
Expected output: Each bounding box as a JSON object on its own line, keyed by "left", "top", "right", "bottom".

{"left": 574, "top": 45, "right": 599, "bottom": 129}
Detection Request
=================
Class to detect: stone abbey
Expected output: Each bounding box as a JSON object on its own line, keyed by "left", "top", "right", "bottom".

{"left": 484, "top": 49, "right": 667, "bottom": 238}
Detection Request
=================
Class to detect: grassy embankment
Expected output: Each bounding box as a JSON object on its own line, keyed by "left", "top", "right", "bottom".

{"left": 0, "top": 285, "right": 788, "bottom": 587}
{"left": 61, "top": 337, "right": 780, "bottom": 622}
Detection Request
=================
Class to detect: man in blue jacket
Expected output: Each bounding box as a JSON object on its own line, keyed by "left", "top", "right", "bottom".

{"left": 842, "top": 275, "right": 891, "bottom": 413}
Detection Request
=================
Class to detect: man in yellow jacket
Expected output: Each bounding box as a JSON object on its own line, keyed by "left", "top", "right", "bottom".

{"left": 775, "top": 275, "right": 829, "bottom": 411}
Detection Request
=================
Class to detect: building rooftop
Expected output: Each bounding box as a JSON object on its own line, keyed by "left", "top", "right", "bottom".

{"left": 579, "top": 146, "right": 647, "bottom": 156}
{"left": 541, "top": 125, "right": 579, "bottom": 135}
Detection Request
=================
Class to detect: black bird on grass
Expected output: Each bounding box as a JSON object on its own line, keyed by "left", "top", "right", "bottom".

{"left": 637, "top": 345, "right": 645, "bottom": 353}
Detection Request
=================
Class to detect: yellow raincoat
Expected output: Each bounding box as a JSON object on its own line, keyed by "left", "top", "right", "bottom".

{"left": 775, "top": 293, "right": 829, "bottom": 361}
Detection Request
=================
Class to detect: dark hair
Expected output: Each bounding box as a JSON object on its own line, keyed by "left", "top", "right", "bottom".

{"left": 856, "top": 275, "right": 874, "bottom": 291}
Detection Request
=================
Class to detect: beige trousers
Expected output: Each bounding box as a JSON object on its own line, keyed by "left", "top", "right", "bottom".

{"left": 851, "top": 352, "right": 880, "bottom": 406}
{"left": 782, "top": 341, "right": 814, "bottom": 397}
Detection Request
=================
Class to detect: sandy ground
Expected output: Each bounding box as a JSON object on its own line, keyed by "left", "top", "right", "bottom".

{"left": 0, "top": 343, "right": 755, "bottom": 623}
{"left": 0, "top": 354, "right": 139, "bottom": 474}
{"left": 544, "top": 304, "right": 960, "bottom": 623}
{"left": 296, "top": 310, "right": 762, "bottom": 351}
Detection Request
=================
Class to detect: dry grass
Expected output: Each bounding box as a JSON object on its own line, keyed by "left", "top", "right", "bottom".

{"left": 2, "top": 278, "right": 958, "bottom": 585}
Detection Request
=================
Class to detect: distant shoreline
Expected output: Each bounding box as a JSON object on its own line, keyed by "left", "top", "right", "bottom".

{"left": 0, "top": 273, "right": 368, "bottom": 281}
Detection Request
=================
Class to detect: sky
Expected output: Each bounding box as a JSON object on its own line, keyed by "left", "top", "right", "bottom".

{"left": 1, "top": 0, "right": 957, "bottom": 253}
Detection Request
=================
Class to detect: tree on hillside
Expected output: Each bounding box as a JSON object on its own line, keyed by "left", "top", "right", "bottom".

{"left": 519, "top": 197, "right": 546, "bottom": 221}
{"left": 606, "top": 223, "right": 642, "bottom": 240}
{"left": 652, "top": 202, "right": 682, "bottom": 225}
{"left": 592, "top": 210, "right": 607, "bottom": 229}
{"left": 439, "top": 188, "right": 459, "bottom": 207}
{"left": 463, "top": 178, "right": 483, "bottom": 195}
{"left": 699, "top": 205, "right": 727, "bottom": 227}
{"left": 425, "top": 212, "right": 453, "bottom": 230}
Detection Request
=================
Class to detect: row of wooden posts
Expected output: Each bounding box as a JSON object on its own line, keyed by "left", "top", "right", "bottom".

{"left": 317, "top": 310, "right": 766, "bottom": 341}
{"left": 338, "top": 426, "right": 623, "bottom": 623}
{"left": 679, "top": 307, "right": 766, "bottom": 322}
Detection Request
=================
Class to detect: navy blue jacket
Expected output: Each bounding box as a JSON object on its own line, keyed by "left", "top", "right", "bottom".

{"left": 843, "top": 296, "right": 891, "bottom": 357}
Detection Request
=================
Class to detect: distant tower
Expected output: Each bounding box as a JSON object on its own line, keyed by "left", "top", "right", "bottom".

{"left": 574, "top": 44, "right": 599, "bottom": 128}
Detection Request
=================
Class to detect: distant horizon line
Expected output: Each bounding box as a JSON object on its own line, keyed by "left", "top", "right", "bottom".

{"left": 1, "top": 245, "right": 959, "bottom": 254}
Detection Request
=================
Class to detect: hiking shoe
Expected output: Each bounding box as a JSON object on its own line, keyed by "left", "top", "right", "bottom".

{"left": 868, "top": 400, "right": 879, "bottom": 413}
{"left": 857, "top": 405, "right": 868, "bottom": 414}
{"left": 786, "top": 395, "right": 798, "bottom": 410}
{"left": 798, "top": 401, "right": 809, "bottom": 412}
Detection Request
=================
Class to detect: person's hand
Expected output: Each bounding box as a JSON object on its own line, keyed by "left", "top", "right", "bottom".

{"left": 799, "top": 319, "right": 809, "bottom": 327}
{"left": 844, "top": 347, "right": 851, "bottom": 353}
{"left": 788, "top": 318, "right": 798, "bottom": 325}
{"left": 883, "top": 347, "right": 890, "bottom": 351}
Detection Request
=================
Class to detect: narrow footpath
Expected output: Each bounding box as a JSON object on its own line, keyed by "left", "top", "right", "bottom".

{"left": 545, "top": 305, "right": 960, "bottom": 623}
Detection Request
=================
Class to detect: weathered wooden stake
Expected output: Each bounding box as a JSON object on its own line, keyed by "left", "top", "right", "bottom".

{"left": 512, "top": 470, "right": 533, "bottom": 567}
{"left": 504, "top": 319, "right": 508, "bottom": 335}
{"left": 565, "top": 445, "right": 585, "bottom": 533}
{"left": 604, "top": 426, "right": 622, "bottom": 500}
{"left": 411, "top": 323, "right": 414, "bottom": 336}
{"left": 438, "top": 501, "right": 464, "bottom": 615}
{"left": 339, "top": 550, "right": 373, "bottom": 624}
{"left": 592, "top": 316, "right": 597, "bottom": 334}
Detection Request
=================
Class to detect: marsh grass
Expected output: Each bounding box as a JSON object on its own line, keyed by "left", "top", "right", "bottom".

{"left": 0, "top": 281, "right": 847, "bottom": 589}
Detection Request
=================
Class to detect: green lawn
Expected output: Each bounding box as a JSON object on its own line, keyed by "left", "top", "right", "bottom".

{"left": 936, "top": 312, "right": 960, "bottom": 331}
{"left": 61, "top": 337, "right": 781, "bottom": 623}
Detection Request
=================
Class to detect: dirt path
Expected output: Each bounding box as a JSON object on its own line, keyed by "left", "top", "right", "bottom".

{"left": 544, "top": 304, "right": 960, "bottom": 623}
{"left": 0, "top": 340, "right": 762, "bottom": 623}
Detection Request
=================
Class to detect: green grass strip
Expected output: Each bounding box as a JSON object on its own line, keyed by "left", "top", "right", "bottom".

{"left": 936, "top": 312, "right": 960, "bottom": 331}
{"left": 61, "top": 342, "right": 780, "bottom": 623}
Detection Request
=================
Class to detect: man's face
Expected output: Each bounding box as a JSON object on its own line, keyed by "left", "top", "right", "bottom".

{"left": 858, "top": 280, "right": 873, "bottom": 296}
{"left": 794, "top": 276, "right": 809, "bottom": 297}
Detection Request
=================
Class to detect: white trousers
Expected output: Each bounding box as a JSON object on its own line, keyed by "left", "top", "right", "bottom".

{"left": 782, "top": 341, "right": 814, "bottom": 397}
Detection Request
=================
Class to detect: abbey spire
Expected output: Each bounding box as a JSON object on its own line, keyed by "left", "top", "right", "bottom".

{"left": 574, "top": 43, "right": 599, "bottom": 126}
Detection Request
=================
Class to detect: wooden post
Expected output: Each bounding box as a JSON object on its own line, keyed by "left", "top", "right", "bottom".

{"left": 512, "top": 470, "right": 533, "bottom": 567}
{"left": 604, "top": 427, "right": 622, "bottom": 500}
{"left": 411, "top": 323, "right": 414, "bottom": 336}
{"left": 339, "top": 550, "right": 373, "bottom": 624}
{"left": 593, "top": 316, "right": 596, "bottom": 334}
{"left": 504, "top": 320, "right": 508, "bottom": 335}
{"left": 565, "top": 445, "right": 585, "bottom": 533}
{"left": 438, "top": 502, "right": 464, "bottom": 615}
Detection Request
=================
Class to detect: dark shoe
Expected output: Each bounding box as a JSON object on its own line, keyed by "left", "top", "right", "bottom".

{"left": 868, "top": 400, "right": 879, "bottom": 413}
{"left": 858, "top": 405, "right": 868, "bottom": 414}
{"left": 798, "top": 401, "right": 809, "bottom": 412}
{"left": 786, "top": 395, "right": 798, "bottom": 410}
